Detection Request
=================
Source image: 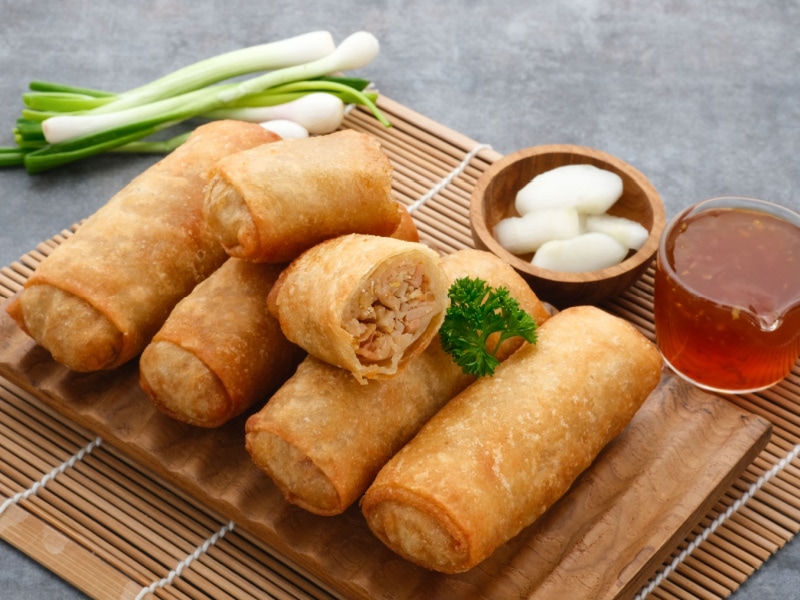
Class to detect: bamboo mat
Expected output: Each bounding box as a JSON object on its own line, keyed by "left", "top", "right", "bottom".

{"left": 0, "top": 96, "right": 798, "bottom": 599}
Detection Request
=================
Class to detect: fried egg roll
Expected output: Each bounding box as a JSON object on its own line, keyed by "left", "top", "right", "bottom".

{"left": 361, "top": 305, "right": 663, "bottom": 574}
{"left": 392, "top": 201, "right": 419, "bottom": 243}
{"left": 139, "top": 202, "right": 413, "bottom": 428}
{"left": 6, "top": 121, "right": 279, "bottom": 372}
{"left": 245, "top": 249, "right": 550, "bottom": 516}
{"left": 267, "top": 234, "right": 449, "bottom": 383}
{"left": 139, "top": 258, "right": 305, "bottom": 428}
{"left": 203, "top": 129, "right": 400, "bottom": 263}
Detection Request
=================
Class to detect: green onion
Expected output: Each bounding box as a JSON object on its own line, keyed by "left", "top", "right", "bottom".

{"left": 208, "top": 92, "right": 346, "bottom": 134}
{"left": 24, "top": 125, "right": 162, "bottom": 174}
{"left": 0, "top": 147, "right": 29, "bottom": 168}
{"left": 22, "top": 92, "right": 113, "bottom": 113}
{"left": 3, "top": 31, "right": 390, "bottom": 174}
{"left": 85, "top": 30, "right": 337, "bottom": 114}
{"left": 28, "top": 81, "right": 116, "bottom": 96}
{"left": 14, "top": 119, "right": 47, "bottom": 145}
{"left": 108, "top": 131, "right": 192, "bottom": 154}
{"left": 41, "top": 32, "right": 382, "bottom": 144}
{"left": 40, "top": 86, "right": 226, "bottom": 144}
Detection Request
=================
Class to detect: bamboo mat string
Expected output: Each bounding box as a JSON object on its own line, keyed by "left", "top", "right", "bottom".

{"left": 134, "top": 519, "right": 236, "bottom": 600}
{"left": 634, "top": 441, "right": 800, "bottom": 599}
{"left": 406, "top": 142, "right": 492, "bottom": 214}
{"left": 0, "top": 436, "right": 102, "bottom": 516}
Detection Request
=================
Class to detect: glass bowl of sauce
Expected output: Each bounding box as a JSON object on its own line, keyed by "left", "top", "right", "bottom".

{"left": 654, "top": 196, "right": 800, "bottom": 394}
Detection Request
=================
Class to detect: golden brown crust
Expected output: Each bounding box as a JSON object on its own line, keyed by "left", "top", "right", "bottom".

{"left": 361, "top": 305, "right": 663, "bottom": 573}
{"left": 18, "top": 285, "right": 122, "bottom": 372}
{"left": 204, "top": 129, "right": 400, "bottom": 263}
{"left": 9, "top": 121, "right": 280, "bottom": 372}
{"left": 202, "top": 177, "right": 256, "bottom": 252}
{"left": 245, "top": 341, "right": 467, "bottom": 516}
{"left": 245, "top": 429, "right": 341, "bottom": 514}
{"left": 139, "top": 340, "right": 230, "bottom": 426}
{"left": 364, "top": 494, "right": 471, "bottom": 572}
{"left": 245, "top": 249, "right": 552, "bottom": 516}
{"left": 390, "top": 202, "right": 419, "bottom": 242}
{"left": 139, "top": 258, "right": 304, "bottom": 428}
{"left": 267, "top": 234, "right": 449, "bottom": 383}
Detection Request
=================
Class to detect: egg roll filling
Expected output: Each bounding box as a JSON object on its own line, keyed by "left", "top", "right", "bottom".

{"left": 344, "top": 261, "right": 439, "bottom": 367}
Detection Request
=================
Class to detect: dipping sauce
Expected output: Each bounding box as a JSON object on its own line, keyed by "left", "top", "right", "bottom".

{"left": 654, "top": 197, "right": 800, "bottom": 393}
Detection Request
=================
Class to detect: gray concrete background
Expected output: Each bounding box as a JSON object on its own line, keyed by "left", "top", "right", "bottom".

{"left": 0, "top": 1, "right": 798, "bottom": 598}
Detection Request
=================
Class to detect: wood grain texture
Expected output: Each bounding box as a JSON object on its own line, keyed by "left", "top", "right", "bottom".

{"left": 0, "top": 301, "right": 770, "bottom": 599}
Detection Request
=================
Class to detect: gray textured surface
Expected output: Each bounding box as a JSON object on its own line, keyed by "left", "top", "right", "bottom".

{"left": 0, "top": 1, "right": 798, "bottom": 598}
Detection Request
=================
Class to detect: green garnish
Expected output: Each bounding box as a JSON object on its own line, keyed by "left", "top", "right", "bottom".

{"left": 439, "top": 276, "right": 538, "bottom": 377}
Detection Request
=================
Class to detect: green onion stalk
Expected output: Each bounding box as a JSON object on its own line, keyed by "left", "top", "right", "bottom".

{"left": 0, "top": 31, "right": 390, "bottom": 174}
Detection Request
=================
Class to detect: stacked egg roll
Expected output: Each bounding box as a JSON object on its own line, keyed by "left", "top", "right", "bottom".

{"left": 361, "top": 305, "right": 663, "bottom": 573}
{"left": 203, "top": 129, "right": 401, "bottom": 263}
{"left": 138, "top": 202, "right": 420, "bottom": 428}
{"left": 6, "top": 120, "right": 279, "bottom": 372}
{"left": 245, "top": 249, "right": 551, "bottom": 516}
{"left": 139, "top": 258, "right": 305, "bottom": 428}
{"left": 267, "top": 234, "right": 450, "bottom": 383}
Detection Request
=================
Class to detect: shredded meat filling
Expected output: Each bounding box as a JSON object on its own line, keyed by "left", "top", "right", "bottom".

{"left": 344, "top": 263, "right": 437, "bottom": 365}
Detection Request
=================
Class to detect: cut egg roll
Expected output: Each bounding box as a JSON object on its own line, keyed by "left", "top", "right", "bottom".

{"left": 361, "top": 305, "right": 663, "bottom": 574}
{"left": 267, "top": 234, "right": 449, "bottom": 383}
{"left": 139, "top": 258, "right": 305, "bottom": 428}
{"left": 203, "top": 129, "right": 400, "bottom": 263}
{"left": 245, "top": 249, "right": 551, "bottom": 516}
{"left": 6, "top": 120, "right": 279, "bottom": 372}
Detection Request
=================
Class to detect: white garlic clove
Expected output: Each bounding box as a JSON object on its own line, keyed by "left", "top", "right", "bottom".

{"left": 585, "top": 213, "right": 649, "bottom": 250}
{"left": 515, "top": 164, "right": 623, "bottom": 215}
{"left": 531, "top": 232, "right": 628, "bottom": 272}
{"left": 493, "top": 207, "right": 581, "bottom": 254}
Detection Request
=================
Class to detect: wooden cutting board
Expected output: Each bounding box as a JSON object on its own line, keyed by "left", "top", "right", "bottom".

{"left": 0, "top": 300, "right": 771, "bottom": 600}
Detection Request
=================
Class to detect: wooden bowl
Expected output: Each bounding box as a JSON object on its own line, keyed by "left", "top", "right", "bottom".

{"left": 470, "top": 144, "right": 665, "bottom": 308}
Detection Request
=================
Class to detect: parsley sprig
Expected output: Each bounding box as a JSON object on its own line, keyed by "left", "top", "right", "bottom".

{"left": 439, "top": 277, "right": 537, "bottom": 377}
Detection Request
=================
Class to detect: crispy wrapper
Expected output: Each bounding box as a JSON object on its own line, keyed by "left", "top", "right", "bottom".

{"left": 139, "top": 258, "right": 305, "bottom": 428}
{"left": 203, "top": 129, "right": 400, "bottom": 263}
{"left": 391, "top": 201, "right": 419, "bottom": 243}
{"left": 267, "top": 234, "right": 449, "bottom": 383}
{"left": 245, "top": 249, "right": 551, "bottom": 516}
{"left": 6, "top": 121, "right": 279, "bottom": 372}
{"left": 361, "top": 305, "right": 663, "bottom": 574}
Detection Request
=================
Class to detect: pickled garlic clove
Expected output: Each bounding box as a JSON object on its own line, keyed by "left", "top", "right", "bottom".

{"left": 515, "top": 164, "right": 623, "bottom": 215}
{"left": 584, "top": 213, "right": 649, "bottom": 250}
{"left": 531, "top": 232, "right": 628, "bottom": 272}
{"left": 493, "top": 207, "right": 581, "bottom": 254}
